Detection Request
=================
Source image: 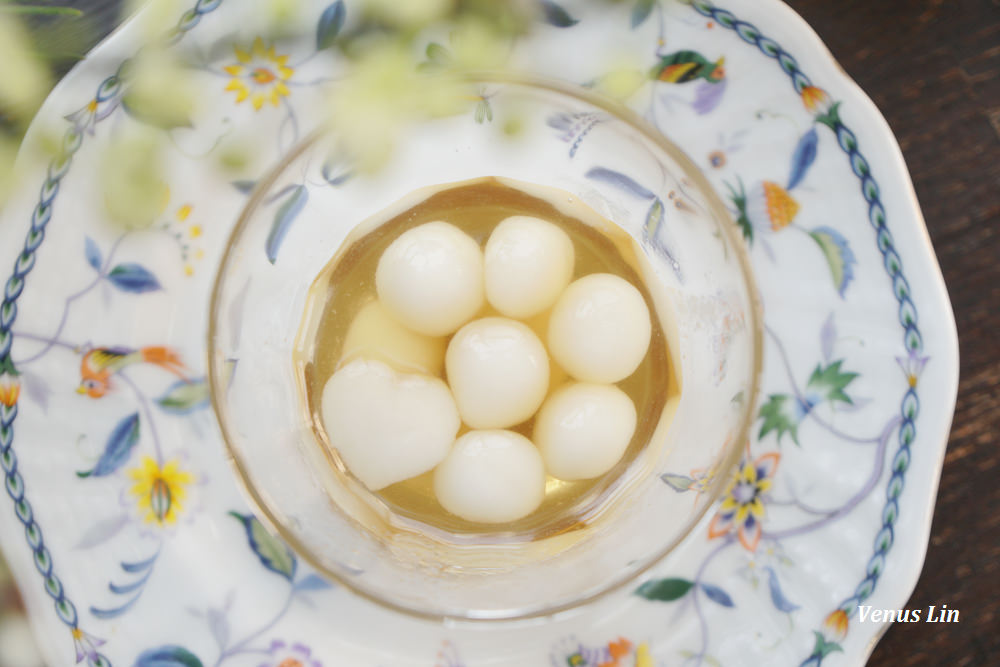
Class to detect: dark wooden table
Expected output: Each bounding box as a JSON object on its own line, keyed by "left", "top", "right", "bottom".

{"left": 782, "top": 0, "right": 1000, "bottom": 665}
{"left": 6, "top": 1, "right": 998, "bottom": 665}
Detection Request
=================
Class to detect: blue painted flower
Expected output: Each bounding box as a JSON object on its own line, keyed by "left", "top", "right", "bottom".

{"left": 896, "top": 349, "right": 929, "bottom": 388}
{"left": 71, "top": 627, "right": 105, "bottom": 664}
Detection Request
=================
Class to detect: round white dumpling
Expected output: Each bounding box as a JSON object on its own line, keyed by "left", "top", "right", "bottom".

{"left": 534, "top": 383, "right": 637, "bottom": 480}
{"left": 321, "top": 359, "right": 460, "bottom": 491}
{"left": 434, "top": 430, "right": 546, "bottom": 523}
{"left": 375, "top": 221, "right": 484, "bottom": 336}
{"left": 340, "top": 300, "right": 445, "bottom": 376}
{"left": 446, "top": 317, "right": 549, "bottom": 429}
{"left": 484, "top": 216, "right": 575, "bottom": 318}
{"left": 548, "top": 273, "right": 652, "bottom": 383}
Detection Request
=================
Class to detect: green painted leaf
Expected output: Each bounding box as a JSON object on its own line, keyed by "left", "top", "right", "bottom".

{"left": 806, "top": 360, "right": 858, "bottom": 405}
{"left": 107, "top": 263, "right": 161, "bottom": 293}
{"left": 426, "top": 42, "right": 451, "bottom": 63}
{"left": 0, "top": 6, "right": 83, "bottom": 16}
{"left": 812, "top": 631, "right": 844, "bottom": 658}
{"left": 316, "top": 1, "right": 346, "bottom": 50}
{"left": 808, "top": 227, "right": 856, "bottom": 296}
{"left": 725, "top": 179, "right": 753, "bottom": 243}
{"left": 232, "top": 180, "right": 256, "bottom": 194}
{"left": 815, "top": 101, "right": 842, "bottom": 131}
{"left": 135, "top": 645, "right": 204, "bottom": 667}
{"left": 758, "top": 394, "right": 799, "bottom": 445}
{"left": 230, "top": 512, "right": 296, "bottom": 580}
{"left": 660, "top": 473, "right": 694, "bottom": 492}
{"left": 265, "top": 185, "right": 308, "bottom": 264}
{"left": 418, "top": 42, "right": 452, "bottom": 72}
{"left": 635, "top": 577, "right": 694, "bottom": 601}
{"left": 541, "top": 0, "right": 578, "bottom": 27}
{"left": 631, "top": 0, "right": 657, "bottom": 28}
{"left": 474, "top": 99, "right": 493, "bottom": 124}
{"left": 156, "top": 379, "right": 209, "bottom": 415}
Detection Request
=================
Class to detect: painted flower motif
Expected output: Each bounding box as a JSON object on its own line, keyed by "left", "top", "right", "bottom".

{"left": 72, "top": 626, "right": 105, "bottom": 663}
{"left": 550, "top": 637, "right": 653, "bottom": 667}
{"left": 728, "top": 178, "right": 800, "bottom": 241}
{"left": 801, "top": 85, "right": 832, "bottom": 115}
{"left": 259, "top": 640, "right": 322, "bottom": 667}
{"left": 551, "top": 636, "right": 604, "bottom": 667}
{"left": 824, "top": 608, "right": 849, "bottom": 641}
{"left": 65, "top": 95, "right": 120, "bottom": 135}
{"left": 752, "top": 181, "right": 800, "bottom": 231}
{"left": 738, "top": 539, "right": 794, "bottom": 586}
{"left": 156, "top": 198, "right": 204, "bottom": 276}
{"left": 128, "top": 456, "right": 194, "bottom": 526}
{"left": 224, "top": 37, "right": 294, "bottom": 111}
{"left": 708, "top": 150, "right": 727, "bottom": 168}
{"left": 709, "top": 452, "right": 780, "bottom": 551}
{"left": 896, "top": 349, "right": 929, "bottom": 388}
{"left": 435, "top": 640, "right": 463, "bottom": 667}
{"left": 687, "top": 467, "right": 715, "bottom": 494}
{"left": 0, "top": 371, "right": 20, "bottom": 407}
{"left": 547, "top": 112, "right": 604, "bottom": 158}
{"left": 661, "top": 466, "right": 716, "bottom": 495}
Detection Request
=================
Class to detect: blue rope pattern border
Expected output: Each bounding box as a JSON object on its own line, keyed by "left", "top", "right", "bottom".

{"left": 0, "top": 1, "right": 223, "bottom": 664}
{"left": 689, "top": 1, "right": 923, "bottom": 663}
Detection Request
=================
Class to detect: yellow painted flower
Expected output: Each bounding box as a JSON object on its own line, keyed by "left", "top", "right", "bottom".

{"left": 128, "top": 456, "right": 194, "bottom": 526}
{"left": 634, "top": 643, "right": 653, "bottom": 667}
{"left": 0, "top": 371, "right": 19, "bottom": 407}
{"left": 224, "top": 37, "right": 294, "bottom": 111}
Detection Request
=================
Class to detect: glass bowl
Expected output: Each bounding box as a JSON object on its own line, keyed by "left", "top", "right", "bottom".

{"left": 208, "top": 73, "right": 762, "bottom": 621}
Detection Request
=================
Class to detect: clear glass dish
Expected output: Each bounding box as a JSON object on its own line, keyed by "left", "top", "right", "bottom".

{"left": 208, "top": 73, "right": 762, "bottom": 621}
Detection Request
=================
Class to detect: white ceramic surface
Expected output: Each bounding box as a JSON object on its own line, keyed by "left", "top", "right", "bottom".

{"left": 0, "top": 1, "right": 958, "bottom": 666}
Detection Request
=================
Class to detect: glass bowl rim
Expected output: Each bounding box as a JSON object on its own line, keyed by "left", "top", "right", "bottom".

{"left": 206, "top": 70, "right": 764, "bottom": 623}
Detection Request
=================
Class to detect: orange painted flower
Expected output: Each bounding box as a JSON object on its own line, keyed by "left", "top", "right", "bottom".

{"left": 709, "top": 452, "right": 780, "bottom": 551}
{"left": 598, "top": 638, "right": 632, "bottom": 667}
{"left": 824, "top": 608, "right": 849, "bottom": 640}
{"left": 759, "top": 181, "right": 800, "bottom": 231}
{"left": 0, "top": 372, "right": 19, "bottom": 407}
{"left": 224, "top": 37, "right": 294, "bottom": 111}
{"left": 801, "top": 85, "right": 832, "bottom": 114}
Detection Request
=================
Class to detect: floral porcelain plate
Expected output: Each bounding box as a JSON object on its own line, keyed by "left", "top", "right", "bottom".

{"left": 0, "top": 1, "right": 958, "bottom": 666}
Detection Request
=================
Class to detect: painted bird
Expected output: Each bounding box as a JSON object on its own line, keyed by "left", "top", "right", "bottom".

{"left": 651, "top": 50, "right": 726, "bottom": 84}
{"left": 77, "top": 346, "right": 187, "bottom": 398}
